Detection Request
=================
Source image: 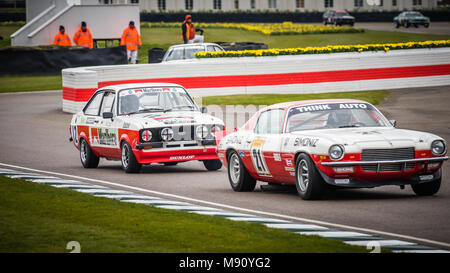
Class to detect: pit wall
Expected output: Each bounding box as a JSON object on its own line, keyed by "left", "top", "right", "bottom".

{"left": 62, "top": 48, "right": 450, "bottom": 113}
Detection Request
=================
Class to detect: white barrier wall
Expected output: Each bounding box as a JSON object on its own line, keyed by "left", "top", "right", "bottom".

{"left": 62, "top": 48, "right": 450, "bottom": 113}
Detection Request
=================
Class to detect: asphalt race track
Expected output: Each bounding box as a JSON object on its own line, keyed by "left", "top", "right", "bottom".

{"left": 0, "top": 86, "right": 449, "bottom": 248}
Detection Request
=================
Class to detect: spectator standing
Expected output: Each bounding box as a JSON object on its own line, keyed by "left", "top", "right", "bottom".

{"left": 181, "top": 15, "right": 204, "bottom": 44}
{"left": 73, "top": 21, "right": 93, "bottom": 49}
{"left": 53, "top": 25, "right": 72, "bottom": 46}
{"left": 120, "top": 21, "right": 142, "bottom": 64}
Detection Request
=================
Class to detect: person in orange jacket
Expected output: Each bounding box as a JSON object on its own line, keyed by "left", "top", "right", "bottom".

{"left": 53, "top": 25, "right": 72, "bottom": 47}
{"left": 120, "top": 21, "right": 142, "bottom": 64}
{"left": 73, "top": 21, "right": 93, "bottom": 49}
{"left": 181, "top": 14, "right": 204, "bottom": 44}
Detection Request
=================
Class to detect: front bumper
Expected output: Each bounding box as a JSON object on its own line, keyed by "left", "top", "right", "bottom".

{"left": 321, "top": 156, "right": 448, "bottom": 168}
{"left": 133, "top": 142, "right": 218, "bottom": 164}
{"left": 319, "top": 168, "right": 442, "bottom": 188}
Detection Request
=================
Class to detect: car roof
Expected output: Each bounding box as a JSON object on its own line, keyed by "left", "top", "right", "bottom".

{"left": 168, "top": 43, "right": 221, "bottom": 49}
{"left": 265, "top": 99, "right": 370, "bottom": 110}
{"left": 100, "top": 83, "right": 184, "bottom": 91}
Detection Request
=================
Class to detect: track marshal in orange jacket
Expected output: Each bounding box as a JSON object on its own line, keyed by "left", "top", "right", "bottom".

{"left": 73, "top": 21, "right": 93, "bottom": 49}
{"left": 53, "top": 25, "right": 72, "bottom": 47}
{"left": 120, "top": 21, "right": 142, "bottom": 64}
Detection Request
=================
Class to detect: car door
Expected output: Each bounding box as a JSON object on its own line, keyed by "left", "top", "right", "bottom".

{"left": 97, "top": 90, "right": 120, "bottom": 159}
{"left": 82, "top": 91, "right": 105, "bottom": 154}
{"left": 249, "top": 109, "right": 286, "bottom": 180}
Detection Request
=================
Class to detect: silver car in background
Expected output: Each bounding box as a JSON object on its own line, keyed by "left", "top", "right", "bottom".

{"left": 162, "top": 43, "right": 224, "bottom": 62}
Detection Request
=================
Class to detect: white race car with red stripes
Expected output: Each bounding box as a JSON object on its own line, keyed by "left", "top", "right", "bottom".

{"left": 218, "top": 99, "right": 448, "bottom": 200}
{"left": 70, "top": 83, "right": 224, "bottom": 173}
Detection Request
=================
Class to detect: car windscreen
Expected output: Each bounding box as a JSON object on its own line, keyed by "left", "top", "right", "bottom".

{"left": 118, "top": 87, "right": 198, "bottom": 115}
{"left": 286, "top": 103, "right": 389, "bottom": 132}
{"left": 406, "top": 12, "right": 422, "bottom": 17}
{"left": 335, "top": 12, "right": 349, "bottom": 17}
{"left": 185, "top": 46, "right": 204, "bottom": 59}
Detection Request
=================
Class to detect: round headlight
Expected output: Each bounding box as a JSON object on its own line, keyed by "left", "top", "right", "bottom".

{"left": 431, "top": 140, "right": 446, "bottom": 155}
{"left": 196, "top": 125, "right": 209, "bottom": 139}
{"left": 141, "top": 129, "right": 152, "bottom": 142}
{"left": 210, "top": 124, "right": 222, "bottom": 133}
{"left": 160, "top": 128, "right": 174, "bottom": 142}
{"left": 329, "top": 145, "right": 345, "bottom": 160}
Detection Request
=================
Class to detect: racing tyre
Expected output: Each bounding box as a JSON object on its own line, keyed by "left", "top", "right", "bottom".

{"left": 411, "top": 177, "right": 441, "bottom": 196}
{"left": 405, "top": 22, "right": 411, "bottom": 28}
{"left": 121, "top": 141, "right": 141, "bottom": 173}
{"left": 323, "top": 20, "right": 327, "bottom": 25}
{"left": 395, "top": 22, "right": 400, "bottom": 28}
{"left": 227, "top": 151, "right": 256, "bottom": 192}
{"left": 164, "top": 162, "right": 178, "bottom": 166}
{"left": 295, "top": 154, "right": 328, "bottom": 200}
{"left": 203, "top": 159, "right": 222, "bottom": 171}
{"left": 80, "top": 138, "right": 99, "bottom": 168}
{"left": 424, "top": 23, "right": 429, "bottom": 28}
{"left": 413, "top": 24, "right": 418, "bottom": 28}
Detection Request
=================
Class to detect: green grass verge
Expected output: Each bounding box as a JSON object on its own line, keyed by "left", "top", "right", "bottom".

{"left": 0, "top": 176, "right": 373, "bottom": 253}
{"left": 0, "top": 75, "right": 62, "bottom": 93}
{"left": 201, "top": 90, "right": 390, "bottom": 106}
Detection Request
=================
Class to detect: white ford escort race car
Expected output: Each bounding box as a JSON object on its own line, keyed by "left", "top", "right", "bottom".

{"left": 218, "top": 99, "right": 448, "bottom": 200}
{"left": 69, "top": 83, "right": 224, "bottom": 173}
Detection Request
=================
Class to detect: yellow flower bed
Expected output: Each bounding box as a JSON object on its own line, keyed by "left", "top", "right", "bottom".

{"left": 141, "top": 21, "right": 363, "bottom": 35}
{"left": 195, "top": 40, "right": 450, "bottom": 58}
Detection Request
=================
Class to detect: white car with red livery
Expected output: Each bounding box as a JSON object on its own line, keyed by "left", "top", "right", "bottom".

{"left": 70, "top": 83, "right": 224, "bottom": 173}
{"left": 218, "top": 99, "right": 448, "bottom": 200}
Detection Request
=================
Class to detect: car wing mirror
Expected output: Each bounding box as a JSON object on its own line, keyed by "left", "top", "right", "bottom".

{"left": 103, "top": 112, "right": 113, "bottom": 119}
{"left": 389, "top": 119, "right": 397, "bottom": 127}
{"left": 201, "top": 106, "right": 208, "bottom": 113}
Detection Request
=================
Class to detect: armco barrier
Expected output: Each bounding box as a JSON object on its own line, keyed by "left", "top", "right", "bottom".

{"left": 62, "top": 48, "right": 450, "bottom": 113}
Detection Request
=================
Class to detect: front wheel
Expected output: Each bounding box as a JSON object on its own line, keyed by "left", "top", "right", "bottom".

{"left": 80, "top": 138, "right": 99, "bottom": 168}
{"left": 395, "top": 22, "right": 400, "bottom": 28}
{"left": 227, "top": 151, "right": 256, "bottom": 192}
{"left": 203, "top": 159, "right": 222, "bottom": 171}
{"left": 411, "top": 177, "right": 441, "bottom": 196}
{"left": 121, "top": 141, "right": 141, "bottom": 173}
{"left": 295, "top": 154, "right": 328, "bottom": 200}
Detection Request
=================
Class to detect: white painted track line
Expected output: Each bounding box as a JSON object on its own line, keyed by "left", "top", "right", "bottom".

{"left": 297, "top": 231, "right": 371, "bottom": 238}
{"left": 1, "top": 162, "right": 450, "bottom": 250}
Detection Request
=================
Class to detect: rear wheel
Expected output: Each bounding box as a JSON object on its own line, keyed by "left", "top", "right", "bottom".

{"left": 80, "top": 138, "right": 99, "bottom": 168}
{"left": 227, "top": 151, "right": 256, "bottom": 192}
{"left": 395, "top": 21, "right": 400, "bottom": 28}
{"left": 295, "top": 154, "right": 328, "bottom": 200}
{"left": 411, "top": 177, "right": 441, "bottom": 196}
{"left": 121, "top": 141, "right": 141, "bottom": 173}
{"left": 203, "top": 159, "right": 222, "bottom": 171}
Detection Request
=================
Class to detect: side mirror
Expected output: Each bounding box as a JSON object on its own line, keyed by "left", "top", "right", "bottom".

{"left": 103, "top": 112, "right": 113, "bottom": 119}
{"left": 201, "top": 106, "right": 208, "bottom": 113}
{"left": 389, "top": 120, "right": 396, "bottom": 127}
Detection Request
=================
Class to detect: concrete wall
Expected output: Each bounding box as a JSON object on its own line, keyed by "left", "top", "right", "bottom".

{"left": 61, "top": 48, "right": 450, "bottom": 113}
{"left": 13, "top": 2, "right": 140, "bottom": 46}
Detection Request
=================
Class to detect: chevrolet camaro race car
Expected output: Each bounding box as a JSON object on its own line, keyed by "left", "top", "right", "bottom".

{"left": 218, "top": 99, "right": 448, "bottom": 200}
{"left": 69, "top": 83, "right": 224, "bottom": 173}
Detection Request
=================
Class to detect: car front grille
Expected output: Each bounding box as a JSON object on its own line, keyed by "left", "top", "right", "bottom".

{"left": 361, "top": 148, "right": 415, "bottom": 172}
{"left": 362, "top": 163, "right": 416, "bottom": 172}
